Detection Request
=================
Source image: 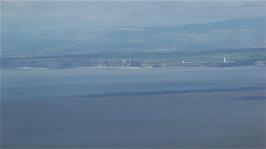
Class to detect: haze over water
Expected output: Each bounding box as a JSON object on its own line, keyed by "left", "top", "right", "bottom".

{"left": 2, "top": 66, "right": 265, "bottom": 148}
{"left": 1, "top": 1, "right": 266, "bottom": 148}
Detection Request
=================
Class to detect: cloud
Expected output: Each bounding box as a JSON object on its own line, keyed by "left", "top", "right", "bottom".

{"left": 82, "top": 16, "right": 96, "bottom": 22}
{"left": 2, "top": 1, "right": 265, "bottom": 31}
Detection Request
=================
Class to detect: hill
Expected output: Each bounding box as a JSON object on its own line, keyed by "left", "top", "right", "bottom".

{"left": 2, "top": 17, "right": 265, "bottom": 56}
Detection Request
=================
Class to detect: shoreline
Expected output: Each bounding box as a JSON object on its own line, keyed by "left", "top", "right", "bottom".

{"left": 1, "top": 65, "right": 265, "bottom": 71}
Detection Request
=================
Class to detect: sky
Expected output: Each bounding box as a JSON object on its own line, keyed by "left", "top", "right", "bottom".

{"left": 1, "top": 1, "right": 265, "bottom": 31}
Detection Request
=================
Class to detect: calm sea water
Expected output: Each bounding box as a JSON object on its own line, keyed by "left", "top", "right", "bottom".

{"left": 2, "top": 67, "right": 265, "bottom": 100}
{"left": 1, "top": 66, "right": 266, "bottom": 148}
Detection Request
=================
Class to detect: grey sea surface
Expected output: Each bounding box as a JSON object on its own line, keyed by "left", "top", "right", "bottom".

{"left": 1, "top": 66, "right": 266, "bottom": 148}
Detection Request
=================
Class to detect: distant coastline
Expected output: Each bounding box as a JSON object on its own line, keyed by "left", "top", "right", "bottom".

{"left": 2, "top": 48, "right": 266, "bottom": 69}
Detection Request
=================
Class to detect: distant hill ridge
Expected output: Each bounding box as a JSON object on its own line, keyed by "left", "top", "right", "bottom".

{"left": 2, "top": 17, "right": 265, "bottom": 56}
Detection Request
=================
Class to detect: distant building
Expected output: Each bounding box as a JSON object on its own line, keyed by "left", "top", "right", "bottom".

{"left": 223, "top": 56, "right": 234, "bottom": 63}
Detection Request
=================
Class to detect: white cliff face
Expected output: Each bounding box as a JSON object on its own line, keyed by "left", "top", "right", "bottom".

{"left": 1, "top": 57, "right": 143, "bottom": 69}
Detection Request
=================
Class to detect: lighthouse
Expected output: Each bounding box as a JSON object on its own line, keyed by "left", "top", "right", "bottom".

{"left": 223, "top": 56, "right": 227, "bottom": 63}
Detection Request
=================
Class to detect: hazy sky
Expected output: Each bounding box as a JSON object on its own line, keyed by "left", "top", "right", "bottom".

{"left": 2, "top": 1, "right": 265, "bottom": 31}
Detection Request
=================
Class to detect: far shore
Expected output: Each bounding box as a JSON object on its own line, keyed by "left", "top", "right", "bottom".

{"left": 1, "top": 64, "right": 265, "bottom": 71}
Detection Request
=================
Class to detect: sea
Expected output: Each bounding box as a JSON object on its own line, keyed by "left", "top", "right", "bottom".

{"left": 1, "top": 66, "right": 266, "bottom": 148}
